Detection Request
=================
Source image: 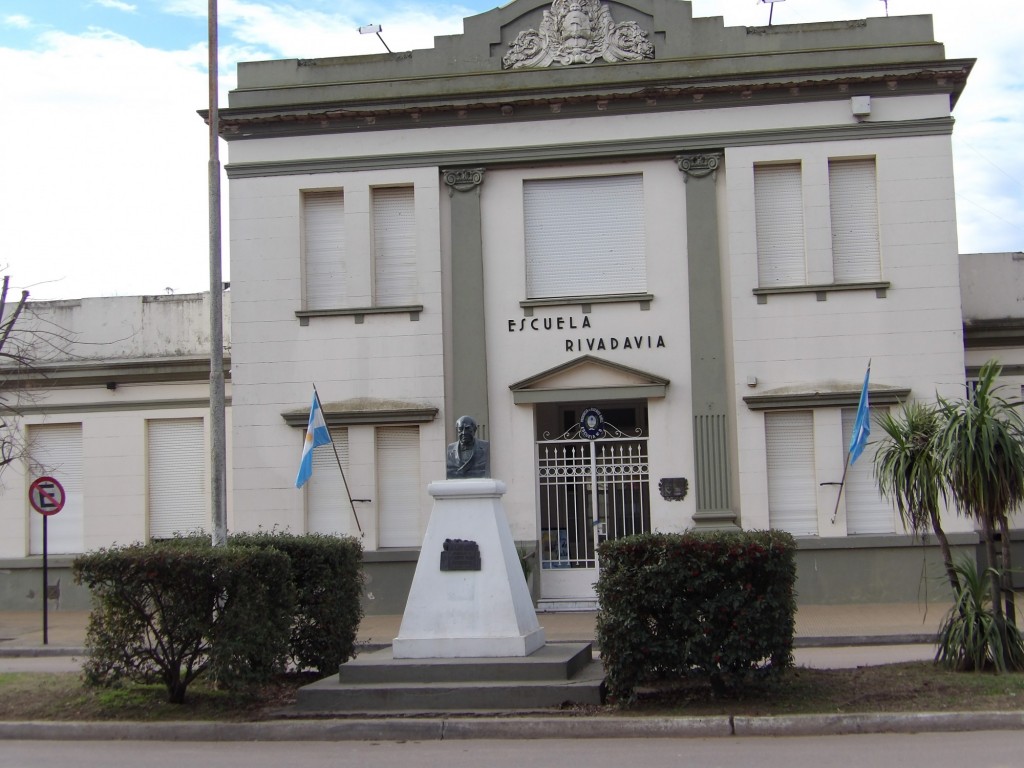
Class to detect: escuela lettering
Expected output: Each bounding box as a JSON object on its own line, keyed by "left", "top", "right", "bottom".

{"left": 507, "top": 313, "right": 666, "bottom": 352}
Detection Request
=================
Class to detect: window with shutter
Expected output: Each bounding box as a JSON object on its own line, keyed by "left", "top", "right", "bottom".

{"left": 376, "top": 426, "right": 421, "bottom": 548}
{"left": 28, "top": 423, "right": 84, "bottom": 555}
{"left": 842, "top": 407, "right": 895, "bottom": 534}
{"left": 755, "top": 163, "right": 805, "bottom": 287}
{"left": 307, "top": 427, "right": 355, "bottom": 535}
{"left": 829, "top": 158, "right": 881, "bottom": 283}
{"left": 765, "top": 411, "right": 818, "bottom": 536}
{"left": 303, "top": 190, "right": 348, "bottom": 310}
{"left": 524, "top": 175, "right": 647, "bottom": 299}
{"left": 147, "top": 418, "right": 206, "bottom": 540}
{"left": 373, "top": 186, "right": 416, "bottom": 306}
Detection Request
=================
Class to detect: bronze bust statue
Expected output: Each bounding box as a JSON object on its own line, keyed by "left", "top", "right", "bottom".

{"left": 446, "top": 415, "right": 490, "bottom": 479}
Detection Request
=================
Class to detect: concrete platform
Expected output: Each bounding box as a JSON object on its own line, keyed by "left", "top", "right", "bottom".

{"left": 296, "top": 642, "right": 604, "bottom": 713}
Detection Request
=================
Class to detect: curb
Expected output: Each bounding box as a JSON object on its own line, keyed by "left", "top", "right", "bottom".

{"left": 792, "top": 633, "right": 935, "bottom": 648}
{"left": 731, "top": 711, "right": 1024, "bottom": 736}
{"left": 1, "top": 712, "right": 1021, "bottom": 742}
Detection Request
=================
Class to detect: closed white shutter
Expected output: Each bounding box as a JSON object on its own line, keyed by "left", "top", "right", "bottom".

{"left": 376, "top": 426, "right": 421, "bottom": 547}
{"left": 755, "top": 163, "right": 806, "bottom": 287}
{"left": 147, "top": 418, "right": 206, "bottom": 539}
{"left": 765, "top": 411, "right": 818, "bottom": 536}
{"left": 524, "top": 174, "right": 647, "bottom": 299}
{"left": 842, "top": 407, "right": 895, "bottom": 534}
{"left": 829, "top": 158, "right": 880, "bottom": 282}
{"left": 304, "top": 190, "right": 348, "bottom": 309}
{"left": 28, "top": 424, "right": 84, "bottom": 555}
{"left": 307, "top": 427, "right": 355, "bottom": 535}
{"left": 373, "top": 186, "right": 416, "bottom": 305}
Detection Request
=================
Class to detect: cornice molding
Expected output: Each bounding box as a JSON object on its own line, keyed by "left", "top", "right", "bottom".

{"left": 962, "top": 318, "right": 1024, "bottom": 349}
{"left": 16, "top": 397, "right": 230, "bottom": 416}
{"left": 218, "top": 58, "right": 971, "bottom": 136}
{"left": 226, "top": 117, "right": 953, "bottom": 179}
{"left": 967, "top": 364, "right": 1024, "bottom": 378}
{"left": 0, "top": 355, "right": 230, "bottom": 389}
{"left": 744, "top": 386, "right": 910, "bottom": 411}
{"left": 282, "top": 401, "right": 439, "bottom": 427}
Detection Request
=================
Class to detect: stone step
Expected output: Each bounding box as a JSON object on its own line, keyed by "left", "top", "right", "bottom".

{"left": 296, "top": 658, "right": 606, "bottom": 713}
{"left": 338, "top": 642, "right": 595, "bottom": 684}
{"left": 294, "top": 642, "right": 606, "bottom": 713}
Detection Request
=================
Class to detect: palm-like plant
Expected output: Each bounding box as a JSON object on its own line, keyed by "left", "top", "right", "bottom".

{"left": 874, "top": 402, "right": 959, "bottom": 596}
{"left": 935, "top": 360, "right": 1024, "bottom": 628}
{"left": 935, "top": 557, "right": 1024, "bottom": 672}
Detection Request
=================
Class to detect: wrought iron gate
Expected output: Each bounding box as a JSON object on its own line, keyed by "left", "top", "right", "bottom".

{"left": 536, "top": 422, "right": 650, "bottom": 580}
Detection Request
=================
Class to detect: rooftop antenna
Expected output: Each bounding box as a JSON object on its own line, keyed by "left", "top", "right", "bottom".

{"left": 359, "top": 23, "right": 391, "bottom": 53}
{"left": 760, "top": 0, "right": 785, "bottom": 26}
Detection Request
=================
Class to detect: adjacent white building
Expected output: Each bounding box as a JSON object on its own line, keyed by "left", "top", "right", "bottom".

{"left": 0, "top": 293, "right": 230, "bottom": 607}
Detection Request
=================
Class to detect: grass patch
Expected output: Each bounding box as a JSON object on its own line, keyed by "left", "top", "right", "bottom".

{"left": 0, "top": 671, "right": 314, "bottom": 722}
{"left": 1, "top": 663, "right": 1022, "bottom": 721}
{"left": 622, "top": 662, "right": 1024, "bottom": 716}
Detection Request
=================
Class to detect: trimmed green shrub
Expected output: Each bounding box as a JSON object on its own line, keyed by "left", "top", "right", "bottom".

{"left": 230, "top": 532, "right": 364, "bottom": 674}
{"left": 73, "top": 538, "right": 294, "bottom": 704}
{"left": 595, "top": 530, "right": 797, "bottom": 702}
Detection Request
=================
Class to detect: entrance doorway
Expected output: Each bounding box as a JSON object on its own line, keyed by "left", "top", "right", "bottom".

{"left": 534, "top": 401, "right": 651, "bottom": 606}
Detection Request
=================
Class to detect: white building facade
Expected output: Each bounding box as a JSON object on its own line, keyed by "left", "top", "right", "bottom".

{"left": 4, "top": 1, "right": 1006, "bottom": 613}
{"left": 218, "top": 0, "right": 977, "bottom": 610}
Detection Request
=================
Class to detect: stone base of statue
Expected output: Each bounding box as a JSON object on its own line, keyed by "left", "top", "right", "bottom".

{"left": 294, "top": 478, "right": 605, "bottom": 712}
{"left": 391, "top": 478, "right": 545, "bottom": 659}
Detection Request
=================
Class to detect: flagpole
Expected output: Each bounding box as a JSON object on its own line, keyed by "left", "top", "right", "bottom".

{"left": 831, "top": 451, "right": 852, "bottom": 524}
{"left": 832, "top": 360, "right": 872, "bottom": 525}
{"left": 313, "top": 385, "right": 363, "bottom": 535}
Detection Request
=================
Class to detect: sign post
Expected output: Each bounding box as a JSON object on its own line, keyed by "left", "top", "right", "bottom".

{"left": 29, "top": 476, "right": 65, "bottom": 645}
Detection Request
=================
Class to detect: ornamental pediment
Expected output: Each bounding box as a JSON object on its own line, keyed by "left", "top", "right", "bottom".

{"left": 502, "top": 0, "right": 654, "bottom": 69}
{"left": 509, "top": 355, "right": 668, "bottom": 404}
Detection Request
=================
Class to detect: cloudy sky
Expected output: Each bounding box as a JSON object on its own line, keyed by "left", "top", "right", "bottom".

{"left": 2, "top": 0, "right": 1021, "bottom": 301}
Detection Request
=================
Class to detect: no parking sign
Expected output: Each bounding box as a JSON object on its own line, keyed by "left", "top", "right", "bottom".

{"left": 30, "top": 475, "right": 66, "bottom": 646}
{"left": 29, "top": 476, "right": 66, "bottom": 516}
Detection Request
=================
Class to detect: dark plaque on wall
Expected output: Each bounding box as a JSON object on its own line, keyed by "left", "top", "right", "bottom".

{"left": 659, "top": 477, "right": 689, "bottom": 501}
{"left": 440, "top": 539, "right": 482, "bottom": 571}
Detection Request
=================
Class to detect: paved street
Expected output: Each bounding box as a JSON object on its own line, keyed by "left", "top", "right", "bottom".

{"left": 1, "top": 732, "right": 1021, "bottom": 768}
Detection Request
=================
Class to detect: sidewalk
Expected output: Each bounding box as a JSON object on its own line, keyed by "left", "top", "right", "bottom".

{"left": 1, "top": 602, "right": 948, "bottom": 666}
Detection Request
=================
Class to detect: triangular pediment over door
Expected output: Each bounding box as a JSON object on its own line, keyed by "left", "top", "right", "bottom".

{"left": 509, "top": 354, "right": 669, "bottom": 404}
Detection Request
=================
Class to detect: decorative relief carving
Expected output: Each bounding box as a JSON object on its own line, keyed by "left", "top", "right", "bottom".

{"left": 502, "top": 0, "right": 654, "bottom": 70}
{"left": 443, "top": 168, "right": 485, "bottom": 194}
{"left": 676, "top": 153, "right": 723, "bottom": 181}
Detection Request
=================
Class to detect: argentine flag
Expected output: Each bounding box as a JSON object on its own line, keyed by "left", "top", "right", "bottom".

{"left": 848, "top": 363, "right": 871, "bottom": 465}
{"left": 295, "top": 390, "right": 332, "bottom": 488}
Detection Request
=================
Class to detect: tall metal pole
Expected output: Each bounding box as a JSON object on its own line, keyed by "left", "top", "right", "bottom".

{"left": 208, "top": 0, "right": 228, "bottom": 546}
{"left": 42, "top": 515, "right": 49, "bottom": 645}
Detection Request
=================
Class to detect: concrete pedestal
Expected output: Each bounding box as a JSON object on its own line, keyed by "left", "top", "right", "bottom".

{"left": 392, "top": 479, "right": 545, "bottom": 659}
